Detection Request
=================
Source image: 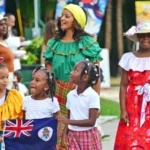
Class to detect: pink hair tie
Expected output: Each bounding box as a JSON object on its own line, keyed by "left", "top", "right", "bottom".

{"left": 0, "top": 57, "right": 4, "bottom": 63}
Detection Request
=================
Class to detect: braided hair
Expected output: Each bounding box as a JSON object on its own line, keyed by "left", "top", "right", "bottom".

{"left": 79, "top": 60, "right": 100, "bottom": 87}
{"left": 32, "top": 66, "right": 56, "bottom": 101}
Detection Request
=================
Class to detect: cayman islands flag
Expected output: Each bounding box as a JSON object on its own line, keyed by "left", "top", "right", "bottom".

{"left": 3, "top": 117, "right": 57, "bottom": 150}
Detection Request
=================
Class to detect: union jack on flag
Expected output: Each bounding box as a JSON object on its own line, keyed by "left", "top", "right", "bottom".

{"left": 4, "top": 117, "right": 57, "bottom": 150}
{"left": 4, "top": 120, "right": 33, "bottom": 138}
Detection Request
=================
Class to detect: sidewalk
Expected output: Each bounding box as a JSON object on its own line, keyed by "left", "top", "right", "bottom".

{"left": 97, "top": 116, "right": 119, "bottom": 150}
{"left": 101, "top": 119, "right": 119, "bottom": 150}
{"left": 99, "top": 87, "right": 120, "bottom": 149}
{"left": 100, "top": 87, "right": 119, "bottom": 103}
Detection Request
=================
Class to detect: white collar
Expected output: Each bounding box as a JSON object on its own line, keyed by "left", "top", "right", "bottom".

{"left": 73, "top": 87, "right": 92, "bottom": 96}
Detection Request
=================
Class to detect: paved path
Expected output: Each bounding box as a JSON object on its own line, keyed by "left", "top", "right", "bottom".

{"left": 102, "top": 119, "right": 119, "bottom": 150}
{"left": 100, "top": 87, "right": 119, "bottom": 103}
{"left": 99, "top": 87, "right": 120, "bottom": 150}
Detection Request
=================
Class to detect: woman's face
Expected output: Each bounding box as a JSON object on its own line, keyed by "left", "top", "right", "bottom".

{"left": 60, "top": 9, "right": 74, "bottom": 30}
{"left": 137, "top": 33, "right": 150, "bottom": 49}
{"left": 0, "top": 19, "right": 7, "bottom": 36}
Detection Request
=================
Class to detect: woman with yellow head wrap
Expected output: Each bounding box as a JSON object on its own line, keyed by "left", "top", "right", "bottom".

{"left": 44, "top": 3, "right": 102, "bottom": 150}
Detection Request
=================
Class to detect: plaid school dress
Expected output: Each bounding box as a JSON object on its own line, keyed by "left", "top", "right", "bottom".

{"left": 68, "top": 127, "right": 102, "bottom": 150}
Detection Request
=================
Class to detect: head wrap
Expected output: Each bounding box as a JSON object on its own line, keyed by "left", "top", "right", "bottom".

{"left": 63, "top": 4, "right": 86, "bottom": 29}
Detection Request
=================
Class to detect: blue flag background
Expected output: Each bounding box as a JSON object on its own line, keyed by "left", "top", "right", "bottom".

{"left": 4, "top": 117, "right": 57, "bottom": 150}
{"left": 0, "top": 0, "right": 6, "bottom": 15}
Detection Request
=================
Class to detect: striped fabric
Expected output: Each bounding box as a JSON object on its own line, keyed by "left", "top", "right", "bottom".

{"left": 55, "top": 80, "right": 76, "bottom": 150}
{"left": 68, "top": 127, "right": 102, "bottom": 150}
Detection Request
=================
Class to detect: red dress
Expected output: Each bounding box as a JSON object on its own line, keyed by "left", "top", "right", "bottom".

{"left": 114, "top": 69, "right": 150, "bottom": 149}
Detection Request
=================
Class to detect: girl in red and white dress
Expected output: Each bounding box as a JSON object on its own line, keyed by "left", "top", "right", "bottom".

{"left": 114, "top": 21, "right": 150, "bottom": 149}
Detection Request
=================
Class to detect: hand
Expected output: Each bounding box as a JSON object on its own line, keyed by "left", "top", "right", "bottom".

{"left": 121, "top": 110, "right": 129, "bottom": 125}
{"left": 56, "top": 115, "right": 69, "bottom": 124}
{"left": 61, "top": 133, "right": 69, "bottom": 149}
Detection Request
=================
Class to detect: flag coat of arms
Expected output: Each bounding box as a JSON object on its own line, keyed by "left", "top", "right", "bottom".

{"left": 4, "top": 117, "right": 57, "bottom": 150}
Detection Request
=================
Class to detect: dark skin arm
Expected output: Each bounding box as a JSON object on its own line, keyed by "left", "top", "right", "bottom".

{"left": 61, "top": 124, "right": 69, "bottom": 148}
{"left": 53, "top": 111, "right": 61, "bottom": 138}
{"left": 45, "top": 63, "right": 52, "bottom": 72}
{"left": 120, "top": 68, "right": 129, "bottom": 124}
{"left": 53, "top": 111, "right": 61, "bottom": 117}
{"left": 56, "top": 108, "right": 99, "bottom": 127}
{"left": 61, "top": 111, "right": 70, "bottom": 149}
{"left": 23, "top": 110, "right": 26, "bottom": 119}
{"left": 40, "top": 44, "right": 46, "bottom": 64}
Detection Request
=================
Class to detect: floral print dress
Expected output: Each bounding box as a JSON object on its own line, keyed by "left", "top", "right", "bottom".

{"left": 114, "top": 52, "right": 150, "bottom": 150}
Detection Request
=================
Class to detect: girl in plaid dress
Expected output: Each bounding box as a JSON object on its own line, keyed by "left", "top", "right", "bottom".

{"left": 56, "top": 60, "right": 102, "bottom": 150}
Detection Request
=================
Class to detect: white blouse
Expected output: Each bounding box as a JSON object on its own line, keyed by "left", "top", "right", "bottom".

{"left": 23, "top": 96, "right": 60, "bottom": 119}
{"left": 119, "top": 52, "right": 150, "bottom": 72}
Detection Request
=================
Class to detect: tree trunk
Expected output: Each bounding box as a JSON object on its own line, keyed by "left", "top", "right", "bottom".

{"left": 105, "top": 0, "right": 112, "bottom": 53}
{"left": 117, "top": 0, "right": 123, "bottom": 60}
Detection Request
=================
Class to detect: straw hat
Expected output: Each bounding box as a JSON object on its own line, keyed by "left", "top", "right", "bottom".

{"left": 0, "top": 14, "right": 7, "bottom": 21}
{"left": 124, "top": 21, "right": 150, "bottom": 41}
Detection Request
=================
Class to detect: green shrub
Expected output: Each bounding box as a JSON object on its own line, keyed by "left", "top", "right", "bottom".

{"left": 21, "top": 37, "right": 43, "bottom": 65}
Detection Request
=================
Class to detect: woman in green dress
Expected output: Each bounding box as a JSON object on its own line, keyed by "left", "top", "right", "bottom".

{"left": 44, "top": 4, "right": 102, "bottom": 149}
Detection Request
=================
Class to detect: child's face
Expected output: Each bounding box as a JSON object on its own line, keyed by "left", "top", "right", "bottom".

{"left": 30, "top": 70, "right": 49, "bottom": 98}
{"left": 0, "top": 67, "right": 9, "bottom": 90}
{"left": 70, "top": 63, "right": 85, "bottom": 85}
{"left": 137, "top": 33, "right": 150, "bottom": 49}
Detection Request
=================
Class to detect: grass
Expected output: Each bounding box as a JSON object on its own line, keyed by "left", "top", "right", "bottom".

{"left": 100, "top": 77, "right": 121, "bottom": 118}
{"left": 100, "top": 98, "right": 120, "bottom": 118}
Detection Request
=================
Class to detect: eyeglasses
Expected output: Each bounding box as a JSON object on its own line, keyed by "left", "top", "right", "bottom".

{"left": 137, "top": 33, "right": 150, "bottom": 38}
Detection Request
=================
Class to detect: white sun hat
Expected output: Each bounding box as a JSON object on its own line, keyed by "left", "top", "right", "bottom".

{"left": 124, "top": 20, "right": 150, "bottom": 41}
